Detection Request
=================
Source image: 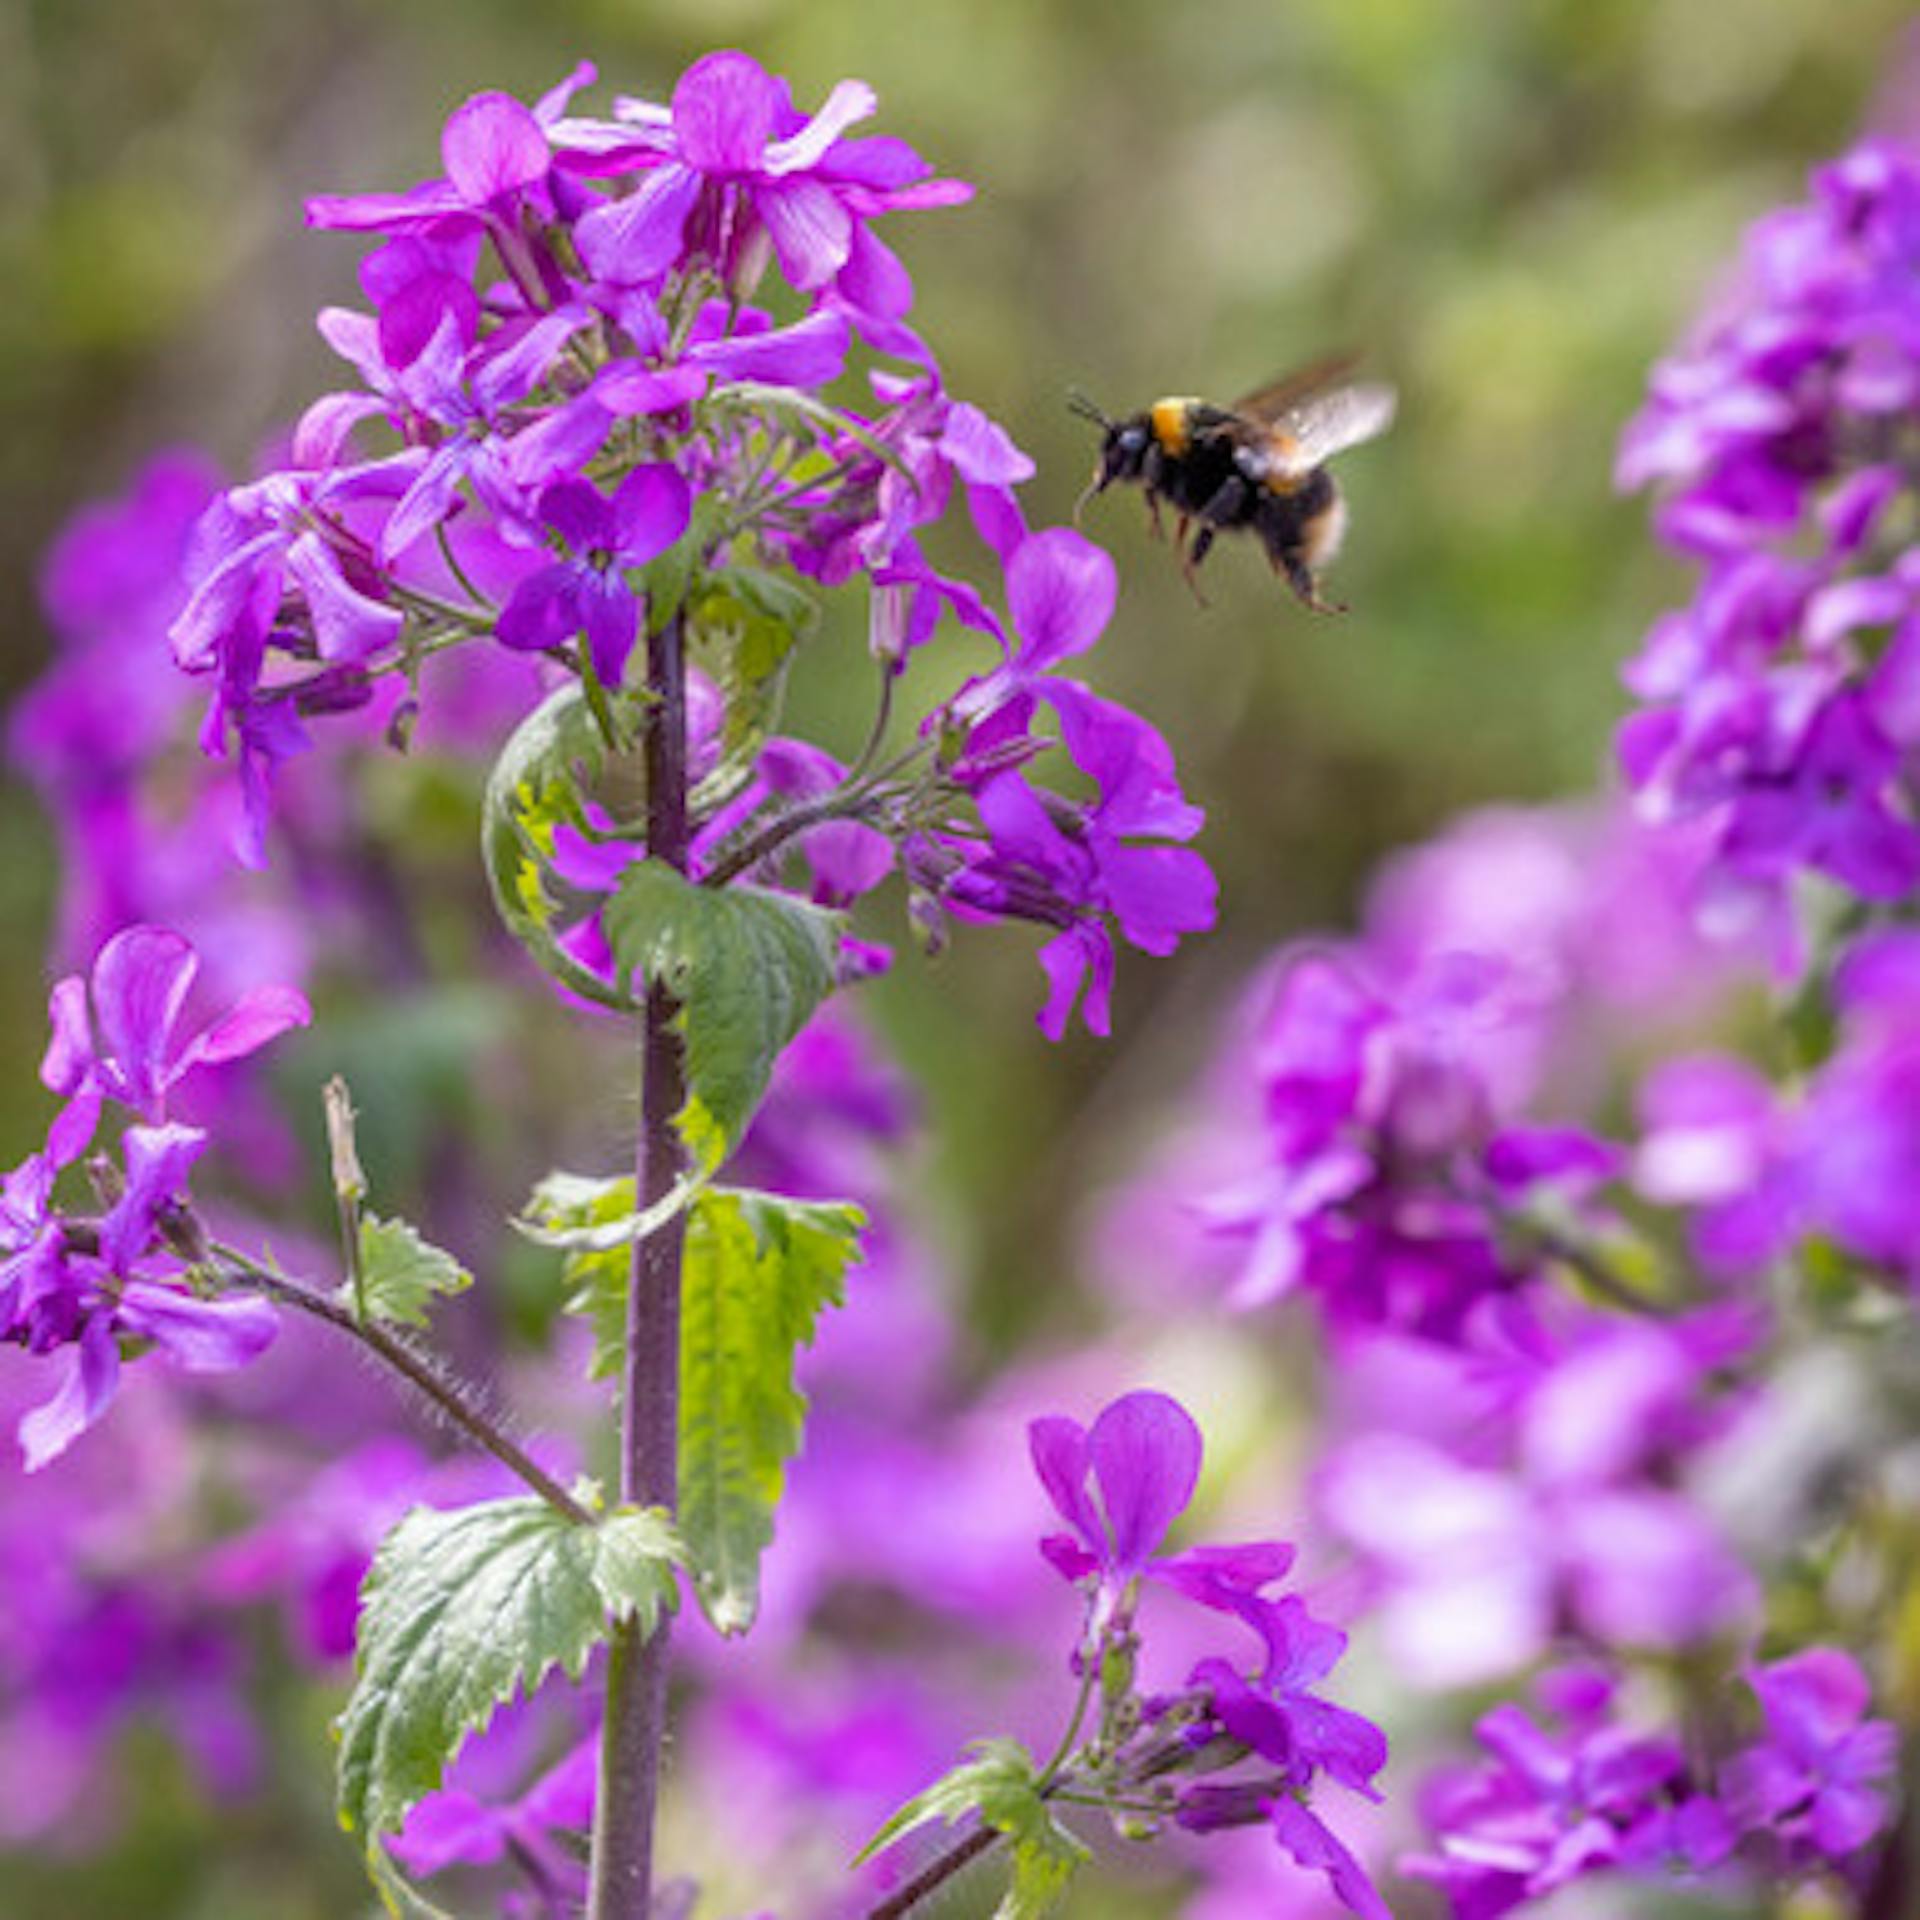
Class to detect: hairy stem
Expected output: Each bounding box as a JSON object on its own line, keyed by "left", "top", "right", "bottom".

{"left": 591, "top": 607, "right": 692, "bottom": 1920}
{"left": 208, "top": 1241, "right": 592, "bottom": 1526}
{"left": 861, "top": 1826, "right": 1001, "bottom": 1920}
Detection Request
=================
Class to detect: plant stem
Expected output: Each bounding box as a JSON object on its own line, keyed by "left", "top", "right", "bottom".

{"left": 861, "top": 1827, "right": 1001, "bottom": 1920}
{"left": 590, "top": 606, "right": 692, "bottom": 1920}
{"left": 207, "top": 1242, "right": 592, "bottom": 1526}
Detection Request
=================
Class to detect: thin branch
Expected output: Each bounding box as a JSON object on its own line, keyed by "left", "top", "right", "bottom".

{"left": 861, "top": 1827, "right": 1001, "bottom": 1920}
{"left": 209, "top": 1241, "right": 593, "bottom": 1527}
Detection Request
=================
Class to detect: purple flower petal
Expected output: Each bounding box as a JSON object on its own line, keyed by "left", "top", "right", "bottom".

{"left": 1008, "top": 528, "right": 1117, "bottom": 672}
{"left": 1087, "top": 1390, "right": 1203, "bottom": 1575}
{"left": 610, "top": 464, "right": 693, "bottom": 562}
{"left": 764, "top": 79, "right": 878, "bottom": 175}
{"left": 672, "top": 51, "right": 782, "bottom": 176}
{"left": 690, "top": 309, "right": 851, "bottom": 388}
{"left": 576, "top": 164, "right": 704, "bottom": 285}
{"left": 579, "top": 571, "right": 640, "bottom": 687}
{"left": 753, "top": 176, "right": 855, "bottom": 288}
{"left": 118, "top": 1285, "right": 278, "bottom": 1372}
{"left": 1027, "top": 1413, "right": 1101, "bottom": 1556}
{"left": 180, "top": 983, "right": 313, "bottom": 1070}
{"left": 100, "top": 1123, "right": 208, "bottom": 1274}
{"left": 20, "top": 1315, "right": 121, "bottom": 1471}
{"left": 1268, "top": 1797, "right": 1391, "bottom": 1920}
{"left": 497, "top": 562, "right": 589, "bottom": 653}
{"left": 92, "top": 926, "right": 198, "bottom": 1116}
{"left": 441, "top": 93, "right": 551, "bottom": 207}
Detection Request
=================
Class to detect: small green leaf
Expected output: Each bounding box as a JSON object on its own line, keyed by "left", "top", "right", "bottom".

{"left": 480, "top": 683, "right": 632, "bottom": 1011}
{"left": 342, "top": 1215, "right": 471, "bottom": 1329}
{"left": 336, "top": 1497, "right": 681, "bottom": 1852}
{"left": 679, "top": 1187, "right": 864, "bottom": 1633}
{"left": 602, "top": 863, "right": 841, "bottom": 1162}
{"left": 856, "top": 1737, "right": 1089, "bottom": 1918}
{"left": 997, "top": 1818, "right": 1088, "bottom": 1920}
{"left": 855, "top": 1740, "right": 1043, "bottom": 1865}
{"left": 688, "top": 564, "right": 817, "bottom": 818}
{"left": 520, "top": 1172, "right": 636, "bottom": 1382}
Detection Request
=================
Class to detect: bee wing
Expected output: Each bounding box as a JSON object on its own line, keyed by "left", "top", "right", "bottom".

{"left": 1266, "top": 381, "right": 1397, "bottom": 478}
{"left": 1230, "top": 354, "right": 1364, "bottom": 424}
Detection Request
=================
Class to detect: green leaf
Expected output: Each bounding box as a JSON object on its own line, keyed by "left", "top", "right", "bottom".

{"left": 855, "top": 1739, "right": 1042, "bottom": 1864}
{"left": 997, "top": 1816, "right": 1088, "bottom": 1920}
{"left": 336, "top": 1497, "right": 681, "bottom": 1851}
{"left": 678, "top": 1186, "right": 864, "bottom": 1633}
{"left": 855, "top": 1737, "right": 1089, "bottom": 1918}
{"left": 342, "top": 1215, "right": 471, "bottom": 1329}
{"left": 480, "top": 683, "right": 633, "bottom": 1012}
{"left": 688, "top": 565, "right": 817, "bottom": 819}
{"left": 602, "top": 864, "right": 841, "bottom": 1161}
{"left": 519, "top": 1172, "right": 635, "bottom": 1382}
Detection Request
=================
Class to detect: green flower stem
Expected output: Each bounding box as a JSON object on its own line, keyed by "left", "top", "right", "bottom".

{"left": 590, "top": 604, "right": 692, "bottom": 1920}
{"left": 207, "top": 1241, "right": 592, "bottom": 1527}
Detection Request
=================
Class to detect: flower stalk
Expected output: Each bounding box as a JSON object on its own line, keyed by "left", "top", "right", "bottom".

{"left": 590, "top": 604, "right": 692, "bottom": 1920}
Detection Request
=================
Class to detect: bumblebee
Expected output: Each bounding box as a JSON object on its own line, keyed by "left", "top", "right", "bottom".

{"left": 1071, "top": 357, "right": 1396, "bottom": 611}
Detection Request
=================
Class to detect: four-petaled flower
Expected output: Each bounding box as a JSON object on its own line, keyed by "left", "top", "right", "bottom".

{"left": 496, "top": 469, "right": 692, "bottom": 687}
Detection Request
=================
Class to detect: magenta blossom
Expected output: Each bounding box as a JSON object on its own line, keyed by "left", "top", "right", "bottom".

{"left": 555, "top": 50, "right": 968, "bottom": 309}
{"left": 39, "top": 925, "right": 311, "bottom": 1167}
{"left": 495, "top": 468, "right": 692, "bottom": 686}
{"left": 1028, "top": 1390, "right": 1292, "bottom": 1645}
{"left": 1721, "top": 1648, "right": 1897, "bottom": 1866}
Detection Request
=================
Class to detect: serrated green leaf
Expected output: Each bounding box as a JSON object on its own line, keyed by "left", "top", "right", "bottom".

{"left": 602, "top": 864, "right": 841, "bottom": 1162}
{"left": 336, "top": 1497, "right": 681, "bottom": 1852}
{"left": 481, "top": 684, "right": 633, "bottom": 1012}
{"left": 342, "top": 1215, "right": 471, "bottom": 1329}
{"left": 678, "top": 1187, "right": 864, "bottom": 1633}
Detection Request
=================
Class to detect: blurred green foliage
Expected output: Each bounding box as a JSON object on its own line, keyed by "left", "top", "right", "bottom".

{"left": 0, "top": 0, "right": 1915, "bottom": 1910}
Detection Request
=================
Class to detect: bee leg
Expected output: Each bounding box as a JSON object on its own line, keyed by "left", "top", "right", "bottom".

{"left": 1147, "top": 493, "right": 1166, "bottom": 541}
{"left": 1281, "top": 554, "right": 1346, "bottom": 615}
{"left": 1181, "top": 526, "right": 1216, "bottom": 608}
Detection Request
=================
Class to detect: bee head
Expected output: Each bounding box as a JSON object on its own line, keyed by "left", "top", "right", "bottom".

{"left": 1068, "top": 390, "right": 1147, "bottom": 521}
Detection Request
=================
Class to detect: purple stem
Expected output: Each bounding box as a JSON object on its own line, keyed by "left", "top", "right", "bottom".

{"left": 589, "top": 607, "right": 691, "bottom": 1920}
{"left": 862, "top": 1827, "right": 1001, "bottom": 1920}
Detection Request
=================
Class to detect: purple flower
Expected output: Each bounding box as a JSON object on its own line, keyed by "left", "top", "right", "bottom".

{"left": 556, "top": 51, "right": 968, "bottom": 308}
{"left": 1404, "top": 1693, "right": 1714, "bottom": 1918}
{"left": 1028, "top": 1390, "right": 1292, "bottom": 1644}
{"left": 1618, "top": 136, "right": 1920, "bottom": 948}
{"left": 495, "top": 468, "right": 692, "bottom": 685}
{"left": 1721, "top": 1649, "right": 1897, "bottom": 1863}
{"left": 39, "top": 925, "right": 311, "bottom": 1166}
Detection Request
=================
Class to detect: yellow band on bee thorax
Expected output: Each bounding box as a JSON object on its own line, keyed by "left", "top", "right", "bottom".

{"left": 1149, "top": 398, "right": 1199, "bottom": 457}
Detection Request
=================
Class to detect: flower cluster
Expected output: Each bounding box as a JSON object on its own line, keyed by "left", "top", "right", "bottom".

{"left": 1, "top": 927, "right": 303, "bottom": 1468}
{"left": 158, "top": 52, "right": 1211, "bottom": 1034}
{"left": 1619, "top": 140, "right": 1920, "bottom": 962}
{"left": 1408, "top": 1652, "right": 1896, "bottom": 1914}
{"left": 1025, "top": 1390, "right": 1390, "bottom": 1917}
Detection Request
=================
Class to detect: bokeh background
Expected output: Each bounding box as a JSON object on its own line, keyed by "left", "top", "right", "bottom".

{"left": 0, "top": 0, "right": 1914, "bottom": 1912}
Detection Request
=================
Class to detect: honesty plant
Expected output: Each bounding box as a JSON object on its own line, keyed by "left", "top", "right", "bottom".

{"left": 9, "top": 41, "right": 1920, "bottom": 1920}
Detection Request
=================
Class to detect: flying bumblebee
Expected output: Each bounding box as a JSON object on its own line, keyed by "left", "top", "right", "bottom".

{"left": 1070, "top": 357, "right": 1396, "bottom": 611}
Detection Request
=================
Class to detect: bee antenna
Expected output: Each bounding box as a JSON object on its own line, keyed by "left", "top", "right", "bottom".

{"left": 1065, "top": 387, "right": 1113, "bottom": 430}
